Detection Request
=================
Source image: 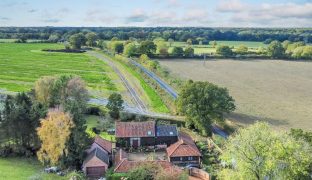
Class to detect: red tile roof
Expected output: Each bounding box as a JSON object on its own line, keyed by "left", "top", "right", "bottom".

{"left": 167, "top": 132, "right": 201, "bottom": 157}
{"left": 115, "top": 121, "right": 156, "bottom": 138}
{"left": 114, "top": 149, "right": 128, "bottom": 166}
{"left": 94, "top": 135, "right": 112, "bottom": 153}
{"left": 83, "top": 147, "right": 109, "bottom": 167}
{"left": 114, "top": 159, "right": 181, "bottom": 173}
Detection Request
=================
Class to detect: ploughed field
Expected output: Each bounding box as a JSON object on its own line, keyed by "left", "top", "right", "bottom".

{"left": 159, "top": 58, "right": 312, "bottom": 130}
{"left": 0, "top": 43, "right": 120, "bottom": 98}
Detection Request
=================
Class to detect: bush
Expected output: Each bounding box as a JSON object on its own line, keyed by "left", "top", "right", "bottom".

{"left": 184, "top": 47, "right": 194, "bottom": 57}
{"left": 85, "top": 106, "right": 102, "bottom": 116}
{"left": 106, "top": 168, "right": 128, "bottom": 180}
{"left": 120, "top": 112, "right": 136, "bottom": 122}
{"left": 216, "top": 45, "right": 233, "bottom": 57}
{"left": 171, "top": 47, "right": 184, "bottom": 57}
{"left": 92, "top": 127, "right": 100, "bottom": 134}
{"left": 0, "top": 146, "right": 13, "bottom": 157}
{"left": 67, "top": 171, "right": 86, "bottom": 180}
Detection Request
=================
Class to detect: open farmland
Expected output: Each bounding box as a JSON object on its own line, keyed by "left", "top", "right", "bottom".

{"left": 0, "top": 43, "right": 122, "bottom": 98}
{"left": 159, "top": 59, "right": 312, "bottom": 130}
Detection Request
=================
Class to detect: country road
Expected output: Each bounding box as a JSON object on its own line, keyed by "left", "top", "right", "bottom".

{"left": 87, "top": 51, "right": 148, "bottom": 114}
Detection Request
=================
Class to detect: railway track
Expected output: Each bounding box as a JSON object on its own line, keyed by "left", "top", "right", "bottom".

{"left": 87, "top": 51, "right": 148, "bottom": 113}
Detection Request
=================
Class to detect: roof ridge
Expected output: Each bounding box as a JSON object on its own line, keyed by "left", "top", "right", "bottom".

{"left": 114, "top": 158, "right": 127, "bottom": 172}
{"left": 167, "top": 139, "right": 183, "bottom": 156}
{"left": 182, "top": 143, "right": 201, "bottom": 156}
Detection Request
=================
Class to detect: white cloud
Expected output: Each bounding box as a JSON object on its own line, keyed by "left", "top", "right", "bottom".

{"left": 126, "top": 8, "right": 149, "bottom": 23}
{"left": 217, "top": 1, "right": 312, "bottom": 27}
{"left": 217, "top": 0, "right": 248, "bottom": 13}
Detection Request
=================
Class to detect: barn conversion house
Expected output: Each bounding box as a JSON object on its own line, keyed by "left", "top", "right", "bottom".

{"left": 167, "top": 132, "right": 202, "bottom": 167}
{"left": 115, "top": 121, "right": 178, "bottom": 148}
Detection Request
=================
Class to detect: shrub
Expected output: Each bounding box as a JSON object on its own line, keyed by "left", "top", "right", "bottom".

{"left": 216, "top": 45, "right": 233, "bottom": 57}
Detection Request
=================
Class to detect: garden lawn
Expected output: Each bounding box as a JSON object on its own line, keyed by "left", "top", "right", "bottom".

{"left": 0, "top": 157, "right": 66, "bottom": 180}
{"left": 85, "top": 115, "right": 116, "bottom": 142}
{"left": 0, "top": 43, "right": 119, "bottom": 98}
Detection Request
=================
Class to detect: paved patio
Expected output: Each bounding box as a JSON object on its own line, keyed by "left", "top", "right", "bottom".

{"left": 127, "top": 151, "right": 167, "bottom": 161}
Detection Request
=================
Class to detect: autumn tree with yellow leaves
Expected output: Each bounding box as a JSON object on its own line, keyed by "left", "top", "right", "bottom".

{"left": 37, "top": 108, "right": 75, "bottom": 165}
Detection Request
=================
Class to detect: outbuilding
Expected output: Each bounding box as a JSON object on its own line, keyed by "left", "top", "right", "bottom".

{"left": 82, "top": 147, "right": 110, "bottom": 178}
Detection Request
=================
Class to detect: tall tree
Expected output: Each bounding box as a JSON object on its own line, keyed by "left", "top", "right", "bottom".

{"left": 106, "top": 93, "right": 124, "bottom": 119}
{"left": 168, "top": 38, "right": 174, "bottom": 47}
{"left": 171, "top": 47, "right": 184, "bottom": 57}
{"left": 34, "top": 76, "right": 57, "bottom": 106}
{"left": 85, "top": 32, "right": 98, "bottom": 47}
{"left": 177, "top": 81, "right": 235, "bottom": 135}
{"left": 110, "top": 41, "right": 124, "bottom": 54}
{"left": 186, "top": 38, "right": 192, "bottom": 45}
{"left": 138, "top": 40, "right": 156, "bottom": 56}
{"left": 0, "top": 93, "right": 47, "bottom": 155}
{"left": 34, "top": 75, "right": 90, "bottom": 168}
{"left": 69, "top": 33, "right": 86, "bottom": 49}
{"left": 155, "top": 38, "right": 169, "bottom": 57}
{"left": 216, "top": 45, "right": 233, "bottom": 57}
{"left": 267, "top": 41, "right": 285, "bottom": 58}
{"left": 219, "top": 122, "right": 312, "bottom": 180}
{"left": 37, "top": 108, "right": 74, "bottom": 165}
{"left": 123, "top": 42, "right": 137, "bottom": 57}
{"left": 184, "top": 47, "right": 194, "bottom": 57}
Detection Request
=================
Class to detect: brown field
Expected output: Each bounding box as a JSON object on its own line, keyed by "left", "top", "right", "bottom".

{"left": 159, "top": 59, "right": 312, "bottom": 130}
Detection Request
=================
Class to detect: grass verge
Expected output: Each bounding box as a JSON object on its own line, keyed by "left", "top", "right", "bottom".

{"left": 100, "top": 52, "right": 169, "bottom": 113}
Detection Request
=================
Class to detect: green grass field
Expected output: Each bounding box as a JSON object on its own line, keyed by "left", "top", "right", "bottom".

{"left": 0, "top": 43, "right": 120, "bottom": 98}
{"left": 0, "top": 158, "right": 66, "bottom": 180}
{"left": 159, "top": 59, "right": 312, "bottom": 131}
{"left": 0, "top": 39, "right": 44, "bottom": 43}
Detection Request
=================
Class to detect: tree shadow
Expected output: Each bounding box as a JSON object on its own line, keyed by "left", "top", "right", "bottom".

{"left": 225, "top": 112, "right": 289, "bottom": 127}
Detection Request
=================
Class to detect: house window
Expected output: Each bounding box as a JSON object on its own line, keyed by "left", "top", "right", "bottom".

{"left": 169, "top": 132, "right": 173, "bottom": 135}
{"left": 147, "top": 131, "right": 152, "bottom": 136}
{"left": 188, "top": 157, "right": 193, "bottom": 161}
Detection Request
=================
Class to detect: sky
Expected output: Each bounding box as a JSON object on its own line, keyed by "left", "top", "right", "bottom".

{"left": 0, "top": 0, "right": 311, "bottom": 27}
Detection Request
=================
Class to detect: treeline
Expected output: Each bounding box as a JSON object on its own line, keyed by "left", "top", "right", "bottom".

{"left": 0, "top": 27, "right": 312, "bottom": 43}
{"left": 0, "top": 75, "right": 91, "bottom": 169}
{"left": 215, "top": 40, "right": 312, "bottom": 60}
{"left": 103, "top": 38, "right": 312, "bottom": 60}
